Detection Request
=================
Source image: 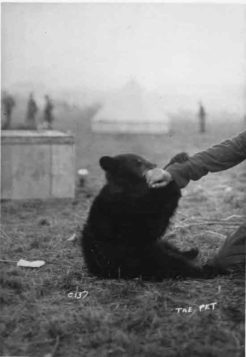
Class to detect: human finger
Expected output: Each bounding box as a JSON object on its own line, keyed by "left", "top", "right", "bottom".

{"left": 151, "top": 181, "right": 169, "bottom": 188}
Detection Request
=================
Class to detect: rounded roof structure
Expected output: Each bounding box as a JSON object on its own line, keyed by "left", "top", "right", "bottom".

{"left": 93, "top": 80, "right": 169, "bottom": 124}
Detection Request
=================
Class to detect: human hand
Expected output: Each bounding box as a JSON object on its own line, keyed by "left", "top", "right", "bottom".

{"left": 145, "top": 168, "right": 173, "bottom": 188}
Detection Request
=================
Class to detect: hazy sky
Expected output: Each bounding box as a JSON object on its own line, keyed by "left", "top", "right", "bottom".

{"left": 2, "top": 3, "right": 246, "bottom": 112}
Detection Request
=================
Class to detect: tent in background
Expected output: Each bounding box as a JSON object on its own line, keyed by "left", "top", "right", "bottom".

{"left": 91, "top": 80, "right": 170, "bottom": 134}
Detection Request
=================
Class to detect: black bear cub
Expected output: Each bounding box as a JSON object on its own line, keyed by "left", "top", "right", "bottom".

{"left": 81, "top": 153, "right": 204, "bottom": 280}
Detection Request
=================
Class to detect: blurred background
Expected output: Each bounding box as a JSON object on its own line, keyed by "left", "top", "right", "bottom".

{"left": 1, "top": 3, "right": 246, "bottom": 184}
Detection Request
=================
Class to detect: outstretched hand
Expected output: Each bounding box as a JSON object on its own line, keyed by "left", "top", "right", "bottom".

{"left": 145, "top": 168, "right": 173, "bottom": 188}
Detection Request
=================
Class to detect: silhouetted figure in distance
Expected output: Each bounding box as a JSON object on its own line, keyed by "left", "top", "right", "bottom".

{"left": 43, "top": 95, "right": 54, "bottom": 129}
{"left": 1, "top": 91, "right": 15, "bottom": 129}
{"left": 198, "top": 101, "right": 206, "bottom": 134}
{"left": 26, "top": 93, "right": 38, "bottom": 129}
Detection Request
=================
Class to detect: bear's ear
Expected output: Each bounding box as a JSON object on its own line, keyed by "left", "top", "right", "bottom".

{"left": 99, "top": 156, "right": 116, "bottom": 172}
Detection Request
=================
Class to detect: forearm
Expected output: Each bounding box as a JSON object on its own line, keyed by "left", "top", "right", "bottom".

{"left": 167, "top": 131, "right": 246, "bottom": 188}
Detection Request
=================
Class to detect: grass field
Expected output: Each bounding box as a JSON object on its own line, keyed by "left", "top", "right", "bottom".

{"left": 1, "top": 109, "right": 245, "bottom": 357}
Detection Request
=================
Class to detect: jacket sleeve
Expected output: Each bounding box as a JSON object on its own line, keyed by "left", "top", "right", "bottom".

{"left": 167, "top": 130, "right": 246, "bottom": 188}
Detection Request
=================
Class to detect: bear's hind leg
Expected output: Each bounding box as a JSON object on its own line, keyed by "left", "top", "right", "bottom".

{"left": 148, "top": 241, "right": 204, "bottom": 278}
{"left": 159, "top": 240, "right": 199, "bottom": 260}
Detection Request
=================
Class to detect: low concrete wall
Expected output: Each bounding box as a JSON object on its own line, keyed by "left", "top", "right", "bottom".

{"left": 1, "top": 130, "right": 75, "bottom": 200}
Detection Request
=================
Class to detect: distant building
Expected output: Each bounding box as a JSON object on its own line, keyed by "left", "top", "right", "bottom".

{"left": 91, "top": 80, "right": 170, "bottom": 134}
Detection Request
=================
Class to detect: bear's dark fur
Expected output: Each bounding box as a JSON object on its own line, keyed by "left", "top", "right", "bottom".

{"left": 81, "top": 153, "right": 205, "bottom": 280}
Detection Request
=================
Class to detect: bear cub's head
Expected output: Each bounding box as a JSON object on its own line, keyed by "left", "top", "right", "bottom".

{"left": 99, "top": 154, "right": 156, "bottom": 190}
